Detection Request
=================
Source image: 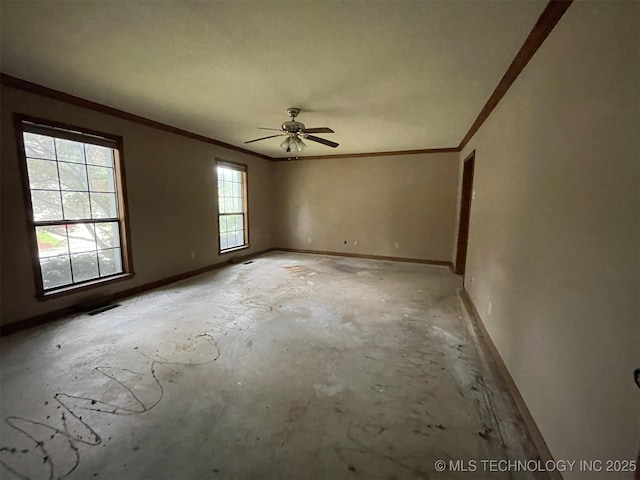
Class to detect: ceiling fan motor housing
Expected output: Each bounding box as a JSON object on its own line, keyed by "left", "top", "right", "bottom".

{"left": 282, "top": 120, "right": 305, "bottom": 134}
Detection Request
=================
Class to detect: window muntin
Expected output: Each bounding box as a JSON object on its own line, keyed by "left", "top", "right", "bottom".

{"left": 217, "top": 162, "right": 248, "bottom": 253}
{"left": 19, "top": 119, "right": 130, "bottom": 294}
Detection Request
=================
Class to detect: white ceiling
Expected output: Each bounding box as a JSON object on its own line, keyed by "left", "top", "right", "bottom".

{"left": 1, "top": 1, "right": 546, "bottom": 158}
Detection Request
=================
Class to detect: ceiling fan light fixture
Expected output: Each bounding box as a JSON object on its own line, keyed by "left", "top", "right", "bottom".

{"left": 281, "top": 135, "right": 306, "bottom": 153}
{"left": 294, "top": 137, "right": 307, "bottom": 152}
{"left": 280, "top": 137, "right": 291, "bottom": 151}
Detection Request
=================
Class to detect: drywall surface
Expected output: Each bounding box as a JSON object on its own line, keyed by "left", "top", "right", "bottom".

{"left": 458, "top": 2, "right": 639, "bottom": 478}
{"left": 273, "top": 153, "right": 459, "bottom": 262}
{"left": 0, "top": 86, "right": 274, "bottom": 326}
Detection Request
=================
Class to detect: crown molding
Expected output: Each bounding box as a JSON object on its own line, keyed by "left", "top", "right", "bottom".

{"left": 273, "top": 147, "right": 460, "bottom": 161}
{"left": 458, "top": 0, "right": 573, "bottom": 151}
{"left": 0, "top": 73, "right": 273, "bottom": 161}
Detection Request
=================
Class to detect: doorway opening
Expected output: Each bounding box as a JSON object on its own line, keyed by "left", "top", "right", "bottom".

{"left": 455, "top": 151, "right": 475, "bottom": 275}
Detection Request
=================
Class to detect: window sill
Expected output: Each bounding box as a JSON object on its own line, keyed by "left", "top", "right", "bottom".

{"left": 219, "top": 245, "right": 250, "bottom": 255}
{"left": 38, "top": 273, "right": 135, "bottom": 301}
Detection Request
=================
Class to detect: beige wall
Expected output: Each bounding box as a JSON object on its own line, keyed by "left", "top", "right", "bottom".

{"left": 273, "top": 153, "right": 459, "bottom": 262}
{"left": 1, "top": 86, "right": 274, "bottom": 326}
{"left": 457, "top": 2, "right": 639, "bottom": 477}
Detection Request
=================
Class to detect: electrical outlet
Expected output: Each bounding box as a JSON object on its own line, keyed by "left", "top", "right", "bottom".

{"left": 488, "top": 301, "right": 492, "bottom": 315}
{"left": 470, "top": 276, "right": 475, "bottom": 286}
{"left": 395, "top": 242, "right": 400, "bottom": 249}
{"left": 354, "top": 240, "right": 358, "bottom": 246}
{"left": 191, "top": 251, "right": 196, "bottom": 260}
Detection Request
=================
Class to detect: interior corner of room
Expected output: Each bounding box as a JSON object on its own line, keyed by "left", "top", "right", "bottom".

{"left": 0, "top": 1, "right": 638, "bottom": 479}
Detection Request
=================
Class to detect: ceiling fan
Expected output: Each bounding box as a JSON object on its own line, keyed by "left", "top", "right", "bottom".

{"left": 244, "top": 108, "right": 339, "bottom": 153}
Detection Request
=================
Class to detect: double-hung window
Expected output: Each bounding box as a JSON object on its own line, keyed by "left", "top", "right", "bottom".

{"left": 17, "top": 116, "right": 132, "bottom": 296}
{"left": 216, "top": 160, "right": 248, "bottom": 253}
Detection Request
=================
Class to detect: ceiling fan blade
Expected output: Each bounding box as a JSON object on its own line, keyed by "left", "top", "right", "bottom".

{"left": 257, "top": 127, "right": 283, "bottom": 132}
{"left": 244, "top": 134, "right": 285, "bottom": 144}
{"left": 305, "top": 135, "right": 339, "bottom": 148}
{"left": 303, "top": 127, "right": 334, "bottom": 134}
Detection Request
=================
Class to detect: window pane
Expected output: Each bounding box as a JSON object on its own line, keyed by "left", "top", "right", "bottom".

{"left": 223, "top": 181, "right": 233, "bottom": 197}
{"left": 232, "top": 170, "right": 242, "bottom": 183}
{"left": 95, "top": 222, "right": 120, "bottom": 248}
{"left": 40, "top": 255, "right": 72, "bottom": 289}
{"left": 220, "top": 232, "right": 228, "bottom": 250}
{"left": 88, "top": 165, "right": 116, "bottom": 192}
{"left": 222, "top": 168, "right": 231, "bottom": 181}
{"left": 55, "top": 139, "right": 85, "bottom": 163}
{"left": 227, "top": 215, "right": 237, "bottom": 232}
{"left": 232, "top": 181, "right": 240, "bottom": 198}
{"left": 24, "top": 133, "right": 55, "bottom": 160}
{"left": 98, "top": 248, "right": 123, "bottom": 276}
{"left": 237, "top": 215, "right": 244, "bottom": 233}
{"left": 68, "top": 224, "right": 98, "bottom": 253}
{"left": 229, "top": 232, "right": 238, "bottom": 248}
{"left": 90, "top": 193, "right": 118, "bottom": 219}
{"left": 71, "top": 252, "right": 99, "bottom": 282}
{"left": 59, "top": 162, "right": 88, "bottom": 191}
{"left": 27, "top": 158, "right": 59, "bottom": 190}
{"left": 224, "top": 197, "right": 234, "bottom": 213}
{"left": 36, "top": 225, "right": 69, "bottom": 258}
{"left": 62, "top": 191, "right": 91, "bottom": 220}
{"left": 31, "top": 190, "right": 63, "bottom": 221}
{"left": 86, "top": 144, "right": 114, "bottom": 167}
{"left": 233, "top": 197, "right": 243, "bottom": 212}
{"left": 230, "top": 231, "right": 242, "bottom": 248}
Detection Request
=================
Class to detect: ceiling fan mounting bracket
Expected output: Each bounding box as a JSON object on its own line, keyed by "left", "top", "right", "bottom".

{"left": 286, "top": 107, "right": 301, "bottom": 119}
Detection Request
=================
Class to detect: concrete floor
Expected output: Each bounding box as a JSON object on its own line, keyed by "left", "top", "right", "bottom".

{"left": 1, "top": 252, "right": 545, "bottom": 479}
